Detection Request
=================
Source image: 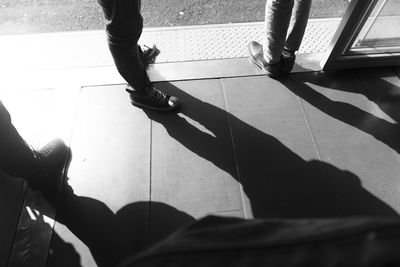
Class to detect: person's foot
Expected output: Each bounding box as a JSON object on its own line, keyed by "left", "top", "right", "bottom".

{"left": 248, "top": 41, "right": 280, "bottom": 78}
{"left": 138, "top": 44, "right": 160, "bottom": 68}
{"left": 126, "top": 84, "right": 180, "bottom": 112}
{"left": 280, "top": 49, "right": 296, "bottom": 74}
{"left": 29, "top": 139, "right": 69, "bottom": 204}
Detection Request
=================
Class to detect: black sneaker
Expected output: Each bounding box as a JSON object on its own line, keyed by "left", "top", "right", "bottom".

{"left": 126, "top": 85, "right": 180, "bottom": 111}
{"left": 280, "top": 49, "right": 296, "bottom": 74}
{"left": 138, "top": 44, "right": 160, "bottom": 68}
{"left": 248, "top": 41, "right": 280, "bottom": 78}
{"left": 30, "top": 139, "right": 69, "bottom": 203}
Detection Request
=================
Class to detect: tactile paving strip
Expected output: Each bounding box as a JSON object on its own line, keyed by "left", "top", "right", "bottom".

{"left": 0, "top": 19, "right": 341, "bottom": 72}
{"left": 139, "top": 19, "right": 341, "bottom": 63}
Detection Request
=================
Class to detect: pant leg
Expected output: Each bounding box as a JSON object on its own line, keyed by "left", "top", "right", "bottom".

{"left": 97, "top": 0, "right": 149, "bottom": 92}
{"left": 264, "top": 0, "right": 294, "bottom": 64}
{"left": 284, "top": 0, "right": 312, "bottom": 53}
{"left": 0, "top": 100, "right": 36, "bottom": 178}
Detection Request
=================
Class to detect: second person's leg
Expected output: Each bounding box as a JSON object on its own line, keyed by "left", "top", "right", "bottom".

{"left": 284, "top": 0, "right": 312, "bottom": 54}
{"left": 280, "top": 0, "right": 312, "bottom": 73}
{"left": 248, "top": 0, "right": 294, "bottom": 77}
{"left": 264, "top": 0, "right": 294, "bottom": 64}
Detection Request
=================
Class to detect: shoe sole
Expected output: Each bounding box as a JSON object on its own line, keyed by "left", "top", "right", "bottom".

{"left": 130, "top": 99, "right": 180, "bottom": 112}
{"left": 249, "top": 55, "right": 280, "bottom": 78}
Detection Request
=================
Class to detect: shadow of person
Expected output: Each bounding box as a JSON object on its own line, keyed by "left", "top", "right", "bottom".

{"left": 45, "top": 73, "right": 400, "bottom": 266}
{"left": 286, "top": 68, "right": 400, "bottom": 154}
{"left": 143, "top": 81, "right": 398, "bottom": 219}
{"left": 359, "top": 67, "right": 400, "bottom": 124}
{"left": 53, "top": 188, "right": 195, "bottom": 267}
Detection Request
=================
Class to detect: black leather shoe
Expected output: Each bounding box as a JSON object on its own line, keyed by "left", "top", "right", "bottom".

{"left": 248, "top": 41, "right": 280, "bottom": 78}
{"left": 30, "top": 139, "right": 69, "bottom": 204}
{"left": 280, "top": 49, "right": 296, "bottom": 74}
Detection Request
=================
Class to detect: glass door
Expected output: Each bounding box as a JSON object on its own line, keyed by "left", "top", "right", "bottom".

{"left": 321, "top": 0, "right": 400, "bottom": 70}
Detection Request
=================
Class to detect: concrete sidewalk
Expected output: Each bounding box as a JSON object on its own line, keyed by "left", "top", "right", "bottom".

{"left": 0, "top": 20, "right": 339, "bottom": 72}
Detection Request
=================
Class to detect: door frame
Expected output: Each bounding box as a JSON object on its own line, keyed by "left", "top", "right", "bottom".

{"left": 320, "top": 0, "right": 400, "bottom": 70}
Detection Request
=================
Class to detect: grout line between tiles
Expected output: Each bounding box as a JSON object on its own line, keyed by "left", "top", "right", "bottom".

{"left": 59, "top": 86, "right": 84, "bottom": 148}
{"left": 220, "top": 78, "right": 248, "bottom": 219}
{"left": 296, "top": 94, "right": 323, "bottom": 163}
{"left": 290, "top": 76, "right": 342, "bottom": 216}
{"left": 148, "top": 112, "right": 153, "bottom": 247}
{"left": 50, "top": 85, "right": 82, "bottom": 233}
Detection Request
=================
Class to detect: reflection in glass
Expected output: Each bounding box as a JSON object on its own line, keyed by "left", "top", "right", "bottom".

{"left": 351, "top": 0, "right": 400, "bottom": 52}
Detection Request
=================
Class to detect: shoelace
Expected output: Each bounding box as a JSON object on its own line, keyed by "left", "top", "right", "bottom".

{"left": 147, "top": 88, "right": 168, "bottom": 105}
{"left": 142, "top": 45, "right": 153, "bottom": 59}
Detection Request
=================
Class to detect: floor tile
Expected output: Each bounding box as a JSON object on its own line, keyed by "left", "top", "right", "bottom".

{"left": 222, "top": 76, "right": 337, "bottom": 219}
{"left": 290, "top": 71, "right": 400, "bottom": 216}
{"left": 67, "top": 85, "right": 151, "bottom": 209}
{"left": 150, "top": 80, "right": 243, "bottom": 217}
{"left": 356, "top": 67, "right": 400, "bottom": 154}
{"left": 50, "top": 85, "right": 151, "bottom": 267}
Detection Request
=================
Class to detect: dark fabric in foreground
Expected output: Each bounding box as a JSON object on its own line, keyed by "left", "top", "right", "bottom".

{"left": 117, "top": 215, "right": 400, "bottom": 267}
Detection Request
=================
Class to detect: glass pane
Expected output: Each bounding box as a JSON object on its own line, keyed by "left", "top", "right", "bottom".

{"left": 350, "top": 0, "right": 400, "bottom": 53}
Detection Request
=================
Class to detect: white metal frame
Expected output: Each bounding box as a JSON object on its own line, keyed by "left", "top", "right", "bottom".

{"left": 320, "top": 0, "right": 400, "bottom": 70}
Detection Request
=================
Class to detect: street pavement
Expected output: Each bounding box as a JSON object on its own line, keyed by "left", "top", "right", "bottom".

{"left": 0, "top": 0, "right": 350, "bottom": 35}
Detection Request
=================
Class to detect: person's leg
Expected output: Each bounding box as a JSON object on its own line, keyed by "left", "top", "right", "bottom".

{"left": 0, "top": 100, "right": 36, "bottom": 178}
{"left": 97, "top": 0, "right": 147, "bottom": 91}
{"left": 0, "top": 100, "right": 68, "bottom": 204}
{"left": 97, "top": 0, "right": 179, "bottom": 111}
{"left": 284, "top": 0, "right": 312, "bottom": 53}
{"left": 264, "top": 0, "right": 294, "bottom": 64}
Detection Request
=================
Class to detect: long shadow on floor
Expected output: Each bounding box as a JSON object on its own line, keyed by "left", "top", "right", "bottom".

{"left": 49, "top": 71, "right": 400, "bottom": 266}
{"left": 50, "top": 193, "right": 195, "bottom": 267}
{"left": 146, "top": 81, "right": 398, "bottom": 219}
{"left": 288, "top": 68, "right": 400, "bottom": 154}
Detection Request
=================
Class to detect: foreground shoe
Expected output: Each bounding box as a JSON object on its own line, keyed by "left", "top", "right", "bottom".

{"left": 30, "top": 139, "right": 69, "bottom": 203}
{"left": 138, "top": 44, "right": 160, "bottom": 68}
{"left": 126, "top": 84, "right": 180, "bottom": 111}
{"left": 248, "top": 41, "right": 280, "bottom": 78}
{"left": 280, "top": 49, "right": 296, "bottom": 74}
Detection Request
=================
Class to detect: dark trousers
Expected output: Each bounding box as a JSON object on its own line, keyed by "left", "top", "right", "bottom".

{"left": 97, "top": 0, "right": 149, "bottom": 92}
{"left": 0, "top": 100, "right": 35, "bottom": 178}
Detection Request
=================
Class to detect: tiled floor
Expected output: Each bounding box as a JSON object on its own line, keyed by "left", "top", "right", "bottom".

{"left": 2, "top": 66, "right": 400, "bottom": 267}
{"left": 50, "top": 66, "right": 400, "bottom": 266}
